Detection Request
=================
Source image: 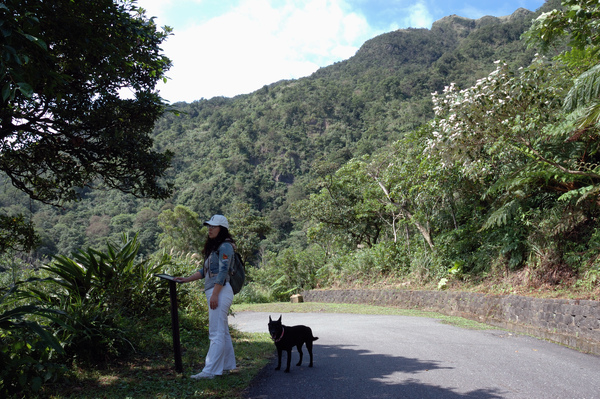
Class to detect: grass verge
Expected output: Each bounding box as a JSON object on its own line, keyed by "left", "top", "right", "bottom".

{"left": 233, "top": 301, "right": 497, "bottom": 330}
{"left": 40, "top": 329, "right": 273, "bottom": 399}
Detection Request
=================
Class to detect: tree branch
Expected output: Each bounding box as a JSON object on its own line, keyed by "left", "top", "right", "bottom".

{"left": 368, "top": 172, "right": 435, "bottom": 250}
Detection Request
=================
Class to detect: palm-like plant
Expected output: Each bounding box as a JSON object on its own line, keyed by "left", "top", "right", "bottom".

{"left": 527, "top": 1, "right": 600, "bottom": 146}
{"left": 0, "top": 282, "right": 66, "bottom": 396}
{"left": 32, "top": 234, "right": 173, "bottom": 363}
{"left": 564, "top": 63, "right": 600, "bottom": 128}
{"left": 43, "top": 234, "right": 171, "bottom": 315}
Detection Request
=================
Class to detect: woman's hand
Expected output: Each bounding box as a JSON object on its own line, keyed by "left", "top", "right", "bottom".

{"left": 209, "top": 283, "right": 223, "bottom": 309}
{"left": 209, "top": 294, "right": 219, "bottom": 309}
{"left": 173, "top": 271, "right": 202, "bottom": 284}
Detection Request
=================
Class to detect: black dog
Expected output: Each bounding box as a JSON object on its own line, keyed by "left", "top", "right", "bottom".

{"left": 268, "top": 315, "right": 318, "bottom": 373}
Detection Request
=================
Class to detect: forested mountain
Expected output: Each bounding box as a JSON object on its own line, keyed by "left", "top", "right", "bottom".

{"left": 146, "top": 6, "right": 538, "bottom": 241}
{"left": 149, "top": 5, "right": 541, "bottom": 250}
{"left": 3, "top": 0, "right": 575, "bottom": 281}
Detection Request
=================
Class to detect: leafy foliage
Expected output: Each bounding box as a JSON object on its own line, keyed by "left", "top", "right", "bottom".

{"left": 158, "top": 205, "right": 205, "bottom": 254}
{"left": 0, "top": 0, "right": 174, "bottom": 253}
{"left": 0, "top": 214, "right": 37, "bottom": 253}
{"left": 8, "top": 0, "right": 600, "bottom": 297}
{"left": 1, "top": 4, "right": 547, "bottom": 262}
{"left": 0, "top": 282, "right": 66, "bottom": 397}
{"left": 0, "top": 233, "right": 193, "bottom": 395}
{"left": 43, "top": 234, "right": 172, "bottom": 319}
{"left": 8, "top": 0, "right": 600, "bottom": 392}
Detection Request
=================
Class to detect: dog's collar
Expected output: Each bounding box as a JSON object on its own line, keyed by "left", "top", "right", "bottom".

{"left": 273, "top": 326, "right": 284, "bottom": 343}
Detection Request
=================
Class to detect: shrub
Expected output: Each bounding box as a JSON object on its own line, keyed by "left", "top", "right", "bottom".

{"left": 248, "top": 245, "right": 326, "bottom": 301}
{"left": 22, "top": 234, "right": 176, "bottom": 365}
{"left": 0, "top": 284, "right": 66, "bottom": 397}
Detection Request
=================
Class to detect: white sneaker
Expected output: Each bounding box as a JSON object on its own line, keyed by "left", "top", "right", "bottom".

{"left": 190, "top": 371, "right": 214, "bottom": 379}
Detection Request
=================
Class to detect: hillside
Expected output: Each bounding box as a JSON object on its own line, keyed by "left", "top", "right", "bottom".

{"left": 147, "top": 5, "right": 543, "bottom": 249}
{"left": 1, "top": 1, "right": 556, "bottom": 263}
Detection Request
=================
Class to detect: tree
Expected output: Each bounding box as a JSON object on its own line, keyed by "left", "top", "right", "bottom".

{"left": 227, "top": 202, "right": 272, "bottom": 265}
{"left": 157, "top": 205, "right": 204, "bottom": 254}
{"left": 427, "top": 1, "right": 600, "bottom": 209}
{"left": 292, "top": 160, "right": 385, "bottom": 251}
{"left": 355, "top": 143, "right": 438, "bottom": 250}
{"left": 525, "top": 0, "right": 600, "bottom": 53}
{"left": 426, "top": 60, "right": 568, "bottom": 181}
{"left": 424, "top": 2, "right": 600, "bottom": 273}
{"left": 0, "top": 0, "right": 174, "bottom": 252}
{"left": 526, "top": 0, "right": 600, "bottom": 136}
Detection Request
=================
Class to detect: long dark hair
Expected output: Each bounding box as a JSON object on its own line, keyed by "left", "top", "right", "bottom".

{"left": 202, "top": 227, "right": 235, "bottom": 258}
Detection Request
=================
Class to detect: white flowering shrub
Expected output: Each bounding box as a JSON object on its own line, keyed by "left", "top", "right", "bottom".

{"left": 426, "top": 57, "right": 566, "bottom": 181}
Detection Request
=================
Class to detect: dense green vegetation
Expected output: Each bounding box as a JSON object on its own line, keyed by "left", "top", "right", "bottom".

{"left": 3, "top": 0, "right": 600, "bottom": 396}
{"left": 3, "top": 3, "right": 547, "bottom": 257}
{"left": 0, "top": 0, "right": 173, "bottom": 254}
{"left": 7, "top": 0, "right": 600, "bottom": 294}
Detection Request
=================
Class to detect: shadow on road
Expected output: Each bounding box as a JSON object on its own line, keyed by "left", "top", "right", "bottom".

{"left": 244, "top": 343, "right": 506, "bottom": 398}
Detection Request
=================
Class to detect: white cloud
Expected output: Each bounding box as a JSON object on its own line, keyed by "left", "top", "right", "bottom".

{"left": 135, "top": 0, "right": 549, "bottom": 102}
{"left": 142, "top": 0, "right": 377, "bottom": 103}
{"left": 403, "top": 1, "right": 434, "bottom": 29}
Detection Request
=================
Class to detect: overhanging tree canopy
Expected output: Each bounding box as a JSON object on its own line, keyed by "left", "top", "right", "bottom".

{"left": 0, "top": 0, "right": 174, "bottom": 252}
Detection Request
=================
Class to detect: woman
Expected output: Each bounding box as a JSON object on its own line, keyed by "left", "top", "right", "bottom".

{"left": 174, "top": 214, "right": 237, "bottom": 379}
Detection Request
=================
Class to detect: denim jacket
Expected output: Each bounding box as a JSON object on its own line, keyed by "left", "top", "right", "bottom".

{"left": 200, "top": 241, "right": 233, "bottom": 291}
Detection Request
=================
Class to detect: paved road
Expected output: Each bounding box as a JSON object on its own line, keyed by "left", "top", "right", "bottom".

{"left": 228, "top": 312, "right": 600, "bottom": 399}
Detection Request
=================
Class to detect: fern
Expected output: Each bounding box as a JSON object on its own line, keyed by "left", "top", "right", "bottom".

{"left": 577, "top": 101, "right": 600, "bottom": 129}
{"left": 480, "top": 199, "right": 521, "bottom": 231}
{"left": 558, "top": 184, "right": 600, "bottom": 204}
{"left": 564, "top": 63, "right": 600, "bottom": 112}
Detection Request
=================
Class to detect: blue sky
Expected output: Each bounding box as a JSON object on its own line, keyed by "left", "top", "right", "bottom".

{"left": 136, "top": 0, "right": 547, "bottom": 103}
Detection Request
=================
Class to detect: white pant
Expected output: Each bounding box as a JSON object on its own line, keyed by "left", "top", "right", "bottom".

{"left": 202, "top": 283, "right": 236, "bottom": 375}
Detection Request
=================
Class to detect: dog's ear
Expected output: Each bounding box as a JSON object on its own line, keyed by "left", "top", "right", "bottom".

{"left": 278, "top": 315, "right": 282, "bottom": 322}
{"left": 269, "top": 315, "right": 272, "bottom": 322}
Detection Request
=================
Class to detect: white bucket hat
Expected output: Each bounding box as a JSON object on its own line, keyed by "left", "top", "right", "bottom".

{"left": 204, "top": 214, "right": 229, "bottom": 229}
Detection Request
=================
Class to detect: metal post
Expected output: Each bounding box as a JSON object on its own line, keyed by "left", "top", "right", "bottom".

{"left": 168, "top": 280, "right": 183, "bottom": 373}
{"left": 155, "top": 274, "right": 183, "bottom": 373}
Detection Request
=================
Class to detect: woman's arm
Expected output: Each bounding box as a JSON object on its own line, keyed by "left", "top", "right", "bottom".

{"left": 209, "top": 283, "right": 223, "bottom": 309}
{"left": 174, "top": 270, "right": 203, "bottom": 283}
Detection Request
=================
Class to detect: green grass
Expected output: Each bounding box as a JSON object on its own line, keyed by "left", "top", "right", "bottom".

{"left": 40, "top": 330, "right": 273, "bottom": 399}
{"left": 38, "top": 302, "right": 495, "bottom": 398}
{"left": 233, "top": 302, "right": 497, "bottom": 330}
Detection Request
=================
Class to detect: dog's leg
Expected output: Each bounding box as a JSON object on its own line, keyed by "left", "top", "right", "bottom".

{"left": 306, "top": 340, "right": 314, "bottom": 367}
{"left": 285, "top": 349, "right": 292, "bottom": 372}
{"left": 275, "top": 347, "right": 282, "bottom": 370}
{"left": 296, "top": 343, "right": 304, "bottom": 366}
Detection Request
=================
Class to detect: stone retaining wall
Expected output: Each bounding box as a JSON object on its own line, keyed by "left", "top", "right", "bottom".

{"left": 301, "top": 289, "right": 600, "bottom": 356}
